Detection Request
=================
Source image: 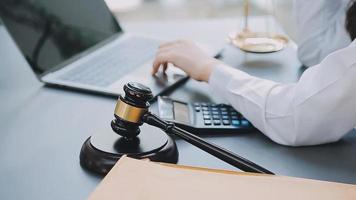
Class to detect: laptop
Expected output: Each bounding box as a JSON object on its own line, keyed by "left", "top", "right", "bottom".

{"left": 0, "top": 0, "right": 192, "bottom": 97}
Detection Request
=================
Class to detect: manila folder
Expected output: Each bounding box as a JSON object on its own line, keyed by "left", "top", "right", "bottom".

{"left": 88, "top": 156, "right": 356, "bottom": 200}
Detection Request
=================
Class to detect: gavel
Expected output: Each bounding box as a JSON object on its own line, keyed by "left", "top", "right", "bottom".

{"left": 111, "top": 82, "right": 274, "bottom": 174}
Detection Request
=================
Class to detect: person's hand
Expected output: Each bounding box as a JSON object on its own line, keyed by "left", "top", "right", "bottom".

{"left": 152, "top": 40, "right": 221, "bottom": 82}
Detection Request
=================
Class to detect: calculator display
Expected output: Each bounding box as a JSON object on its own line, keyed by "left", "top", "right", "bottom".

{"left": 155, "top": 96, "right": 255, "bottom": 135}
{"left": 173, "top": 102, "right": 190, "bottom": 124}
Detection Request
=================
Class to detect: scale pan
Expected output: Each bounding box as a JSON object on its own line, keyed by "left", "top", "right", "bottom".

{"left": 229, "top": 31, "right": 288, "bottom": 53}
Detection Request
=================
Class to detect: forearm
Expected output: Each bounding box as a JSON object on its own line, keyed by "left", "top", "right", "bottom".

{"left": 209, "top": 65, "right": 299, "bottom": 145}
{"left": 209, "top": 43, "right": 356, "bottom": 146}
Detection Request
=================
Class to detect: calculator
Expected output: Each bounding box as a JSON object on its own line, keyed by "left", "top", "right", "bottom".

{"left": 154, "top": 96, "right": 255, "bottom": 135}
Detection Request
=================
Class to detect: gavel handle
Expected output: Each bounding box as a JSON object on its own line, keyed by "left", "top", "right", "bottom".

{"left": 143, "top": 112, "right": 274, "bottom": 175}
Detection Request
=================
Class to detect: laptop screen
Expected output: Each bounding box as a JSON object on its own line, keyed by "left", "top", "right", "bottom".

{"left": 0, "top": 0, "right": 122, "bottom": 75}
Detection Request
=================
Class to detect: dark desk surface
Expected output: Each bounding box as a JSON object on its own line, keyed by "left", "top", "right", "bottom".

{"left": 1, "top": 18, "right": 355, "bottom": 200}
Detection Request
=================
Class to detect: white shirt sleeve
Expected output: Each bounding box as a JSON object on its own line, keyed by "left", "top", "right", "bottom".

{"left": 208, "top": 40, "right": 356, "bottom": 146}
{"left": 294, "top": 0, "right": 352, "bottom": 67}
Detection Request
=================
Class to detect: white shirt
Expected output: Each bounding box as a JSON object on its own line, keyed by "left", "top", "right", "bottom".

{"left": 294, "top": 0, "right": 351, "bottom": 66}
{"left": 209, "top": 40, "right": 356, "bottom": 146}
{"left": 208, "top": 0, "right": 356, "bottom": 146}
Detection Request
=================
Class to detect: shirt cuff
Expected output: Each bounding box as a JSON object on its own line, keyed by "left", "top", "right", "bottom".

{"left": 208, "top": 64, "right": 252, "bottom": 102}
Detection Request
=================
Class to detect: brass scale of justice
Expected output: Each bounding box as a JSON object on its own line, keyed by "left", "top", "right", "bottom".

{"left": 229, "top": 0, "right": 288, "bottom": 53}
{"left": 80, "top": 1, "right": 285, "bottom": 175}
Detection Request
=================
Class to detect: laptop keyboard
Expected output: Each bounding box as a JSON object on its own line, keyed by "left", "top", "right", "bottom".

{"left": 58, "top": 36, "right": 159, "bottom": 87}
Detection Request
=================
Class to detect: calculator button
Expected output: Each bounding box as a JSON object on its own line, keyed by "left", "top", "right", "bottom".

{"left": 213, "top": 120, "right": 221, "bottom": 125}
{"left": 241, "top": 120, "right": 250, "bottom": 126}
{"left": 212, "top": 111, "right": 219, "bottom": 115}
{"left": 212, "top": 115, "right": 220, "bottom": 120}
{"left": 222, "top": 115, "right": 229, "bottom": 120}
{"left": 201, "top": 103, "right": 208, "bottom": 106}
{"left": 203, "top": 111, "right": 210, "bottom": 115}
{"left": 211, "top": 103, "right": 217, "bottom": 106}
{"left": 195, "top": 107, "right": 200, "bottom": 112}
{"left": 204, "top": 120, "right": 212, "bottom": 125}
{"left": 211, "top": 107, "right": 218, "bottom": 111}
{"left": 202, "top": 107, "right": 209, "bottom": 111}
{"left": 220, "top": 109, "right": 227, "bottom": 112}
{"left": 193, "top": 103, "right": 200, "bottom": 106}
{"left": 222, "top": 120, "right": 230, "bottom": 125}
{"left": 231, "top": 115, "right": 238, "bottom": 119}
{"left": 204, "top": 115, "right": 212, "bottom": 119}
{"left": 221, "top": 111, "right": 228, "bottom": 115}
{"left": 231, "top": 120, "right": 240, "bottom": 126}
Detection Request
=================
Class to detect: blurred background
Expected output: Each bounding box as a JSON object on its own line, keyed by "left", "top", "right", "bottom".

{"left": 105, "top": 0, "right": 296, "bottom": 39}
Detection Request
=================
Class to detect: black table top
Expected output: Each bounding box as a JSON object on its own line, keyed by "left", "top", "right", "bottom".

{"left": 1, "top": 19, "right": 355, "bottom": 200}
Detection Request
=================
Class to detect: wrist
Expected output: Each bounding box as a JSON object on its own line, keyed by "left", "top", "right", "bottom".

{"left": 200, "top": 58, "right": 221, "bottom": 82}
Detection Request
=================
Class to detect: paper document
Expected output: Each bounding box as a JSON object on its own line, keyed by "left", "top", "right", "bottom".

{"left": 89, "top": 156, "right": 356, "bottom": 200}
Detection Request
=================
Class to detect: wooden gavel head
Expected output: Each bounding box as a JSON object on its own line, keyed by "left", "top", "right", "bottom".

{"left": 111, "top": 82, "right": 153, "bottom": 139}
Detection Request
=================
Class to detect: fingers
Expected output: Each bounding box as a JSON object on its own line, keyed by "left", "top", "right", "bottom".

{"left": 152, "top": 52, "right": 173, "bottom": 75}
{"left": 152, "top": 40, "right": 190, "bottom": 75}
{"left": 163, "top": 63, "right": 168, "bottom": 73}
{"left": 152, "top": 62, "right": 168, "bottom": 75}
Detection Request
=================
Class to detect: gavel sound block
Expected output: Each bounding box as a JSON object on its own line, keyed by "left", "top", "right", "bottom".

{"left": 80, "top": 82, "right": 273, "bottom": 175}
